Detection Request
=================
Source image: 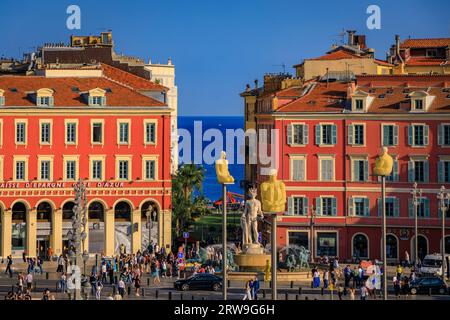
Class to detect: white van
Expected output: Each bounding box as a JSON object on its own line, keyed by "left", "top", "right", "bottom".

{"left": 419, "top": 254, "right": 450, "bottom": 276}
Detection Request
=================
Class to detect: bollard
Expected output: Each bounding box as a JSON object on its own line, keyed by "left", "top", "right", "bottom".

{"left": 270, "top": 281, "right": 272, "bottom": 289}
{"left": 227, "top": 280, "right": 230, "bottom": 287}
{"left": 46, "top": 272, "right": 49, "bottom": 280}
{"left": 285, "top": 293, "right": 289, "bottom": 300}
{"left": 147, "top": 278, "right": 150, "bottom": 286}
{"left": 321, "top": 288, "right": 324, "bottom": 295}
{"left": 113, "top": 285, "right": 117, "bottom": 295}
{"left": 169, "top": 291, "right": 172, "bottom": 300}
{"left": 263, "top": 289, "right": 266, "bottom": 299}
{"left": 296, "top": 294, "right": 299, "bottom": 300}
{"left": 290, "top": 281, "right": 294, "bottom": 288}
{"left": 141, "top": 288, "right": 145, "bottom": 296}
{"left": 180, "top": 293, "right": 183, "bottom": 300}
{"left": 155, "top": 290, "right": 159, "bottom": 299}
{"left": 127, "top": 286, "right": 131, "bottom": 296}
{"left": 429, "top": 288, "right": 432, "bottom": 296}
{"left": 114, "top": 276, "right": 118, "bottom": 284}
{"left": 299, "top": 287, "right": 302, "bottom": 295}
{"left": 192, "top": 295, "right": 194, "bottom": 300}
{"left": 202, "top": 297, "right": 205, "bottom": 300}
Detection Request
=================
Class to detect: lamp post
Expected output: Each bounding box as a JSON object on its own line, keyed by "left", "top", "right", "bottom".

{"left": 374, "top": 147, "right": 393, "bottom": 301}
{"left": 437, "top": 186, "right": 449, "bottom": 281}
{"left": 271, "top": 212, "right": 278, "bottom": 300}
{"left": 222, "top": 183, "right": 231, "bottom": 300}
{"left": 411, "top": 182, "right": 422, "bottom": 267}
{"left": 146, "top": 208, "right": 153, "bottom": 250}
{"left": 310, "top": 205, "right": 316, "bottom": 262}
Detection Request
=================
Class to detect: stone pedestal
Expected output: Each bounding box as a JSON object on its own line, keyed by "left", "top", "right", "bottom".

{"left": 234, "top": 244, "right": 270, "bottom": 272}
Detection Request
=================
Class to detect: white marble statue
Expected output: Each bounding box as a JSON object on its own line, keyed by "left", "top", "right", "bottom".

{"left": 242, "top": 187, "right": 263, "bottom": 247}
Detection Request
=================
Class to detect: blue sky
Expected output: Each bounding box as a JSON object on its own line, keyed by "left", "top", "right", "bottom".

{"left": 0, "top": 0, "right": 448, "bottom": 116}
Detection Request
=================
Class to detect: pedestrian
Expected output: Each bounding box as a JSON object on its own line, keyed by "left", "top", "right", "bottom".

{"left": 60, "top": 273, "right": 67, "bottom": 293}
{"left": 313, "top": 269, "right": 320, "bottom": 288}
{"left": 25, "top": 273, "right": 33, "bottom": 292}
{"left": 5, "top": 255, "right": 13, "bottom": 278}
{"left": 242, "top": 280, "right": 253, "bottom": 300}
{"left": 323, "top": 270, "right": 329, "bottom": 289}
{"left": 96, "top": 280, "right": 103, "bottom": 300}
{"left": 396, "top": 264, "right": 403, "bottom": 280}
{"left": 393, "top": 276, "right": 400, "bottom": 297}
{"left": 17, "top": 273, "right": 24, "bottom": 294}
{"left": 352, "top": 267, "right": 358, "bottom": 288}
{"left": 118, "top": 279, "right": 126, "bottom": 298}
{"left": 405, "top": 251, "right": 410, "bottom": 267}
{"left": 57, "top": 254, "right": 64, "bottom": 273}
{"left": 337, "top": 284, "right": 344, "bottom": 300}
{"left": 343, "top": 265, "right": 351, "bottom": 289}
{"left": 109, "top": 265, "right": 114, "bottom": 284}
{"left": 101, "top": 262, "right": 107, "bottom": 283}
{"left": 349, "top": 287, "right": 355, "bottom": 300}
{"left": 252, "top": 276, "right": 260, "bottom": 300}
{"left": 134, "top": 276, "right": 141, "bottom": 296}
{"left": 360, "top": 286, "right": 368, "bottom": 300}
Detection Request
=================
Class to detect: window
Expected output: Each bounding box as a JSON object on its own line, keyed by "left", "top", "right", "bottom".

{"left": 37, "top": 96, "right": 54, "bottom": 107}
{"left": 15, "top": 161, "right": 25, "bottom": 181}
{"left": 315, "top": 124, "right": 337, "bottom": 145}
{"left": 118, "top": 160, "right": 129, "bottom": 180}
{"left": 438, "top": 161, "right": 450, "bottom": 183}
{"left": 438, "top": 124, "right": 450, "bottom": 146}
{"left": 426, "top": 49, "right": 437, "bottom": 57}
{"left": 316, "top": 197, "right": 337, "bottom": 216}
{"left": 386, "top": 159, "right": 399, "bottom": 182}
{"left": 378, "top": 197, "right": 399, "bottom": 217}
{"left": 316, "top": 232, "right": 337, "bottom": 257}
{"left": 66, "top": 122, "right": 77, "bottom": 144}
{"left": 89, "top": 96, "right": 105, "bottom": 106}
{"left": 352, "top": 159, "right": 369, "bottom": 182}
{"left": 145, "top": 121, "right": 156, "bottom": 144}
{"left": 409, "top": 198, "right": 430, "bottom": 218}
{"left": 90, "top": 157, "right": 105, "bottom": 181}
{"left": 382, "top": 124, "right": 398, "bottom": 146}
{"left": 118, "top": 122, "right": 129, "bottom": 144}
{"left": 320, "top": 158, "right": 334, "bottom": 181}
{"left": 349, "top": 197, "right": 369, "bottom": 216}
{"left": 40, "top": 122, "right": 51, "bottom": 144}
{"left": 287, "top": 196, "right": 308, "bottom": 216}
{"left": 92, "top": 122, "right": 103, "bottom": 144}
{"left": 40, "top": 161, "right": 51, "bottom": 180}
{"left": 408, "top": 159, "right": 429, "bottom": 183}
{"left": 408, "top": 124, "right": 429, "bottom": 146}
{"left": 355, "top": 99, "right": 364, "bottom": 110}
{"left": 414, "top": 99, "right": 424, "bottom": 110}
{"left": 287, "top": 124, "right": 309, "bottom": 145}
{"left": 348, "top": 124, "right": 364, "bottom": 145}
{"left": 145, "top": 160, "right": 156, "bottom": 180}
{"left": 15, "top": 122, "right": 26, "bottom": 144}
{"left": 66, "top": 161, "right": 76, "bottom": 180}
{"left": 291, "top": 156, "right": 305, "bottom": 181}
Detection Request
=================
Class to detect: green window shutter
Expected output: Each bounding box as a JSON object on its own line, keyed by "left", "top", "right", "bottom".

{"left": 88, "top": 96, "right": 93, "bottom": 106}
{"left": 424, "top": 125, "right": 429, "bottom": 146}
{"left": 101, "top": 96, "right": 106, "bottom": 106}
{"left": 382, "top": 126, "right": 388, "bottom": 146}
{"left": 316, "top": 197, "right": 322, "bottom": 215}
{"left": 315, "top": 125, "right": 321, "bottom": 145}
{"left": 364, "top": 198, "right": 370, "bottom": 216}
{"left": 408, "top": 125, "right": 413, "bottom": 146}
{"left": 49, "top": 97, "right": 54, "bottom": 107}
{"left": 408, "top": 161, "right": 414, "bottom": 182}
{"left": 302, "top": 197, "right": 309, "bottom": 216}
{"left": 0, "top": 96, "right": 4, "bottom": 106}
{"left": 424, "top": 161, "right": 429, "bottom": 183}
{"left": 348, "top": 124, "right": 354, "bottom": 145}
{"left": 332, "top": 125, "right": 337, "bottom": 145}
{"left": 408, "top": 199, "right": 413, "bottom": 217}
{"left": 348, "top": 198, "right": 354, "bottom": 216}
{"left": 424, "top": 198, "right": 430, "bottom": 217}
{"left": 393, "top": 160, "right": 399, "bottom": 181}
{"left": 393, "top": 125, "right": 399, "bottom": 145}
{"left": 352, "top": 160, "right": 357, "bottom": 182}
{"left": 438, "top": 161, "right": 444, "bottom": 183}
{"left": 287, "top": 197, "right": 293, "bottom": 215}
{"left": 287, "top": 125, "right": 293, "bottom": 145}
{"left": 303, "top": 124, "right": 309, "bottom": 145}
{"left": 438, "top": 125, "right": 443, "bottom": 146}
{"left": 332, "top": 198, "right": 337, "bottom": 216}
{"left": 377, "top": 198, "right": 382, "bottom": 216}
{"left": 364, "top": 160, "right": 369, "bottom": 181}
{"left": 394, "top": 198, "right": 400, "bottom": 217}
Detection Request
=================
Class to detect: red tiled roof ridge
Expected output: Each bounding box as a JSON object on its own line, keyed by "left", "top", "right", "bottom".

{"left": 100, "top": 63, "right": 168, "bottom": 91}
{"left": 307, "top": 50, "right": 364, "bottom": 61}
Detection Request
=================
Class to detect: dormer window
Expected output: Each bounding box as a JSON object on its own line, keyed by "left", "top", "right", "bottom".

{"left": 88, "top": 88, "right": 106, "bottom": 106}
{"left": 0, "top": 89, "right": 4, "bottom": 106}
{"left": 351, "top": 90, "right": 373, "bottom": 112}
{"left": 409, "top": 91, "right": 434, "bottom": 112}
{"left": 36, "top": 88, "right": 54, "bottom": 107}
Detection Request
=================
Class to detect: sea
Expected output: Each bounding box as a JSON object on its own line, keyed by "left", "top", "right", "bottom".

{"left": 178, "top": 116, "right": 244, "bottom": 202}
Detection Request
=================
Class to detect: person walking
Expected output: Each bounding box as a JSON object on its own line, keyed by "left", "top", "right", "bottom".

{"left": 405, "top": 251, "right": 410, "bottom": 268}
{"left": 118, "top": 279, "right": 126, "bottom": 298}
{"left": 323, "top": 270, "right": 329, "bottom": 289}
{"left": 396, "top": 265, "right": 403, "bottom": 280}
{"left": 56, "top": 254, "right": 64, "bottom": 273}
{"left": 25, "top": 272, "right": 33, "bottom": 292}
{"left": 393, "top": 276, "right": 400, "bottom": 297}
{"left": 95, "top": 279, "right": 103, "bottom": 300}
{"left": 360, "top": 285, "right": 368, "bottom": 300}
{"left": 17, "top": 273, "right": 24, "bottom": 294}
{"left": 60, "top": 273, "right": 67, "bottom": 293}
{"left": 349, "top": 287, "right": 356, "bottom": 300}
{"left": 337, "top": 284, "right": 344, "bottom": 300}
{"left": 5, "top": 255, "right": 13, "bottom": 278}
{"left": 134, "top": 276, "right": 141, "bottom": 296}
{"left": 242, "top": 280, "right": 253, "bottom": 300}
{"left": 313, "top": 269, "right": 320, "bottom": 288}
{"left": 101, "top": 262, "right": 107, "bottom": 283}
{"left": 252, "top": 276, "right": 260, "bottom": 300}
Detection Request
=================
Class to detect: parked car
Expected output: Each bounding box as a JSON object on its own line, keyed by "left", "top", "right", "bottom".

{"left": 174, "top": 274, "right": 222, "bottom": 291}
{"left": 409, "top": 277, "right": 448, "bottom": 295}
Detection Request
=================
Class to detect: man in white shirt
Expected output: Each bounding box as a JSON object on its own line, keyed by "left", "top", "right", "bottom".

{"left": 25, "top": 273, "right": 33, "bottom": 291}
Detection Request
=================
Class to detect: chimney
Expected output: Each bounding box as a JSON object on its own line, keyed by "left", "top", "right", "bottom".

{"left": 347, "top": 30, "right": 356, "bottom": 46}
{"left": 395, "top": 35, "right": 401, "bottom": 55}
{"left": 254, "top": 79, "right": 259, "bottom": 89}
{"left": 347, "top": 82, "right": 356, "bottom": 97}
{"left": 246, "top": 84, "right": 251, "bottom": 92}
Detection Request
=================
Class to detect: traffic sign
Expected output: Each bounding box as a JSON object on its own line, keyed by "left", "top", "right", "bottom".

{"left": 183, "top": 232, "right": 189, "bottom": 239}
{"left": 178, "top": 252, "right": 184, "bottom": 259}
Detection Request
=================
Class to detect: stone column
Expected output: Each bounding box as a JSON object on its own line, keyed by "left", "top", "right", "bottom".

{"left": 51, "top": 209, "right": 63, "bottom": 256}
{"left": 161, "top": 210, "right": 172, "bottom": 252}
{"left": 27, "top": 209, "right": 37, "bottom": 258}
{"left": 1, "top": 210, "right": 12, "bottom": 257}
{"left": 131, "top": 209, "right": 141, "bottom": 254}
{"left": 104, "top": 208, "right": 115, "bottom": 257}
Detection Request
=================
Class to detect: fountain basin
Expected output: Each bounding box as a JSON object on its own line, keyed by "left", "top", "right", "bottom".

{"left": 234, "top": 253, "right": 271, "bottom": 272}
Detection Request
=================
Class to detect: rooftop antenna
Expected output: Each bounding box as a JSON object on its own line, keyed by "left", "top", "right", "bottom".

{"left": 272, "top": 63, "right": 286, "bottom": 73}
{"left": 337, "top": 29, "right": 346, "bottom": 45}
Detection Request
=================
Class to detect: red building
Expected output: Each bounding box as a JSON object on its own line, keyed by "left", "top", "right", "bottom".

{"left": 0, "top": 65, "right": 172, "bottom": 259}
{"left": 248, "top": 74, "right": 450, "bottom": 263}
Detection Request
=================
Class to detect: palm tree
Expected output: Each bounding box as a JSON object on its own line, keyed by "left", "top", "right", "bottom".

{"left": 172, "top": 164, "right": 210, "bottom": 237}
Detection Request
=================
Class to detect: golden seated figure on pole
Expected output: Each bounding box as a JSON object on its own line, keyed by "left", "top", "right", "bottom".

{"left": 260, "top": 169, "right": 286, "bottom": 213}
{"left": 215, "top": 151, "right": 235, "bottom": 184}
{"left": 373, "top": 147, "right": 394, "bottom": 177}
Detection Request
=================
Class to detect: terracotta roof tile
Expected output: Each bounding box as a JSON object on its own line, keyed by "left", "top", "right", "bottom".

{"left": 308, "top": 50, "right": 363, "bottom": 61}
{"left": 0, "top": 76, "right": 167, "bottom": 107}
{"left": 401, "top": 38, "right": 450, "bottom": 48}
{"left": 101, "top": 63, "right": 168, "bottom": 92}
{"left": 405, "top": 57, "right": 448, "bottom": 66}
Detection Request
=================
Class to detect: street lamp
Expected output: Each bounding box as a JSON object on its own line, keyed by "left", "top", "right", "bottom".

{"left": 145, "top": 208, "right": 153, "bottom": 250}
{"left": 310, "top": 205, "right": 316, "bottom": 262}
{"left": 437, "top": 186, "right": 449, "bottom": 281}
{"left": 374, "top": 147, "right": 394, "bottom": 301}
{"left": 411, "top": 182, "right": 422, "bottom": 268}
